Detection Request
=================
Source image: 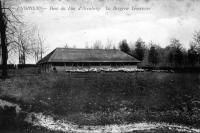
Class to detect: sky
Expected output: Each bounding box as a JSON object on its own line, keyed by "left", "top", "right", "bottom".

{"left": 10, "top": 0, "right": 200, "bottom": 53}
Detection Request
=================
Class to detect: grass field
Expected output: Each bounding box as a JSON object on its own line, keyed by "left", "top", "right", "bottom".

{"left": 1, "top": 70, "right": 200, "bottom": 129}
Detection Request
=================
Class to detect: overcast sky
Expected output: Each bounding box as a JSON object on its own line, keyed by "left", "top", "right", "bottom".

{"left": 13, "top": 0, "right": 200, "bottom": 52}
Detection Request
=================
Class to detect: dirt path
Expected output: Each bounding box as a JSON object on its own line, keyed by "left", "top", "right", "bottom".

{"left": 25, "top": 112, "right": 200, "bottom": 133}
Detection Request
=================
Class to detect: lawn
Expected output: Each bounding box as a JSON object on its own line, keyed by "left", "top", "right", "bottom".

{"left": 0, "top": 70, "right": 200, "bottom": 129}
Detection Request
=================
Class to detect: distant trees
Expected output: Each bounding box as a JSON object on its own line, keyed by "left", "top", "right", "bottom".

{"left": 112, "top": 45, "right": 116, "bottom": 50}
{"left": 32, "top": 32, "right": 48, "bottom": 63}
{"left": 119, "top": 39, "right": 130, "bottom": 54}
{"left": 148, "top": 43, "right": 159, "bottom": 66}
{"left": 64, "top": 43, "right": 76, "bottom": 48}
{"left": 37, "top": 33, "right": 45, "bottom": 62}
{"left": 105, "top": 39, "right": 114, "bottom": 50}
{"left": 118, "top": 31, "right": 200, "bottom": 68}
{"left": 116, "top": 35, "right": 200, "bottom": 67}
{"left": 118, "top": 38, "right": 146, "bottom": 63}
{"left": 167, "top": 38, "right": 184, "bottom": 67}
{"left": 92, "top": 40, "right": 103, "bottom": 49}
{"left": 193, "top": 31, "right": 200, "bottom": 50}
{"left": 14, "top": 25, "right": 40, "bottom": 64}
{"left": 85, "top": 39, "right": 116, "bottom": 50}
{"left": 133, "top": 38, "right": 146, "bottom": 61}
{"left": 12, "top": 25, "right": 48, "bottom": 64}
{"left": 16, "top": 26, "right": 32, "bottom": 64}
{"left": 188, "top": 44, "right": 198, "bottom": 66}
{"left": 84, "top": 42, "right": 90, "bottom": 49}
{"left": 82, "top": 31, "right": 200, "bottom": 68}
{"left": 63, "top": 30, "right": 200, "bottom": 68}
{"left": 191, "top": 31, "right": 200, "bottom": 64}
{"left": 64, "top": 43, "right": 69, "bottom": 48}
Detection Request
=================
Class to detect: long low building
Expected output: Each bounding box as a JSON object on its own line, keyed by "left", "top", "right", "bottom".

{"left": 37, "top": 48, "right": 141, "bottom": 72}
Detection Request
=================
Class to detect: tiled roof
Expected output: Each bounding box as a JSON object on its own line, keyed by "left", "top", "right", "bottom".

{"left": 37, "top": 48, "right": 140, "bottom": 64}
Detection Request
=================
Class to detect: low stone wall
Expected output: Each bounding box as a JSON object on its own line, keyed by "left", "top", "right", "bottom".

{"left": 43, "top": 65, "right": 143, "bottom": 72}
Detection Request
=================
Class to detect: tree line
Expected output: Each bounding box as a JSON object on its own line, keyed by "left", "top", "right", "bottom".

{"left": 77, "top": 31, "right": 200, "bottom": 68}
{"left": 119, "top": 31, "right": 200, "bottom": 67}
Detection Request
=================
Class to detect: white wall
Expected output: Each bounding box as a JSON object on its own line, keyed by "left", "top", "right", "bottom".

{"left": 40, "top": 64, "right": 138, "bottom": 72}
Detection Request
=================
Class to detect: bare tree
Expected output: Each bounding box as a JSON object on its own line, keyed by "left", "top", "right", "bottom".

{"left": 72, "top": 44, "right": 76, "bottom": 48}
{"left": 105, "top": 39, "right": 114, "bottom": 49}
{"left": 111, "top": 45, "right": 116, "bottom": 50}
{"left": 0, "top": 0, "right": 22, "bottom": 78}
{"left": 92, "top": 40, "right": 103, "bottom": 49}
{"left": 17, "top": 26, "right": 35, "bottom": 64}
{"left": 64, "top": 43, "right": 70, "bottom": 48}
{"left": 191, "top": 30, "right": 200, "bottom": 63}
{"left": 32, "top": 32, "right": 48, "bottom": 63}
{"left": 193, "top": 31, "right": 200, "bottom": 50}
{"left": 84, "top": 42, "right": 90, "bottom": 49}
{"left": 5, "top": 23, "right": 48, "bottom": 64}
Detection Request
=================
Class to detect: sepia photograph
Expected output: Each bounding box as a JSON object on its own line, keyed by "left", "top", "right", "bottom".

{"left": 0, "top": 0, "right": 200, "bottom": 132}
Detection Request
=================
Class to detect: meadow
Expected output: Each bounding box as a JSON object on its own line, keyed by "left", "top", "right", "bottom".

{"left": 1, "top": 70, "right": 200, "bottom": 129}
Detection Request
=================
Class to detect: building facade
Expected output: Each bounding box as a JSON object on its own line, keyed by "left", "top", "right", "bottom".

{"left": 37, "top": 48, "right": 141, "bottom": 72}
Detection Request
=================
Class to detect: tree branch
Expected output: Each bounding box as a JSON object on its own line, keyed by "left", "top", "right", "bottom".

{"left": 2, "top": 7, "right": 22, "bottom": 24}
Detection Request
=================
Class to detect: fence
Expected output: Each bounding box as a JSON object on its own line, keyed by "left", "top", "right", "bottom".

{"left": 0, "top": 64, "right": 37, "bottom": 69}
{"left": 139, "top": 66, "right": 200, "bottom": 73}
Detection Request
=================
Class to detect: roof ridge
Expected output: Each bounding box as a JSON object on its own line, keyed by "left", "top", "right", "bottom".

{"left": 56, "top": 47, "right": 120, "bottom": 51}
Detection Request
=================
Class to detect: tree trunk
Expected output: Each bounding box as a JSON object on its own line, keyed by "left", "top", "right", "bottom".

{"left": 0, "top": 1, "right": 8, "bottom": 78}
{"left": 1, "top": 25, "right": 8, "bottom": 78}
